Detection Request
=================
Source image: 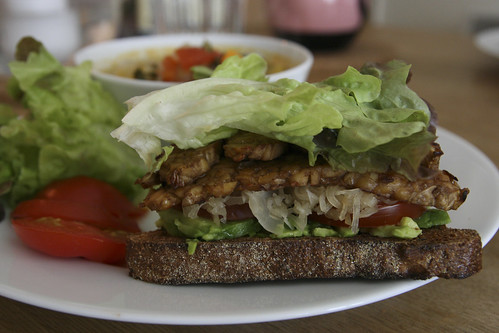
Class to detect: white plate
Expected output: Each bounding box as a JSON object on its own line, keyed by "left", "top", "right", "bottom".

{"left": 0, "top": 127, "right": 498, "bottom": 325}
{"left": 474, "top": 27, "right": 499, "bottom": 58}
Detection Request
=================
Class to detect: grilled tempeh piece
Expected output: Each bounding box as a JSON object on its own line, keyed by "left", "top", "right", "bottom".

{"left": 223, "top": 131, "right": 288, "bottom": 162}
{"left": 137, "top": 141, "right": 222, "bottom": 189}
{"left": 420, "top": 142, "right": 443, "bottom": 171}
{"left": 142, "top": 154, "right": 468, "bottom": 211}
{"left": 137, "top": 132, "right": 287, "bottom": 189}
{"left": 138, "top": 135, "right": 445, "bottom": 192}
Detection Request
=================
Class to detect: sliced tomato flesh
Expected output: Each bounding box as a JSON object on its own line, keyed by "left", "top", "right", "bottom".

{"left": 183, "top": 201, "right": 425, "bottom": 229}
{"left": 161, "top": 56, "right": 180, "bottom": 82}
{"left": 160, "top": 47, "right": 221, "bottom": 82}
{"left": 11, "top": 217, "right": 127, "bottom": 265}
{"left": 310, "top": 202, "right": 426, "bottom": 228}
{"left": 35, "top": 176, "right": 145, "bottom": 232}
{"left": 12, "top": 199, "right": 140, "bottom": 233}
{"left": 11, "top": 176, "right": 146, "bottom": 265}
{"left": 196, "top": 203, "right": 255, "bottom": 221}
{"left": 175, "top": 47, "right": 220, "bottom": 70}
{"left": 36, "top": 176, "right": 146, "bottom": 221}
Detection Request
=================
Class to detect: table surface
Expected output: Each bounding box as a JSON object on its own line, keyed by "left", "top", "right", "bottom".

{"left": 1, "top": 24, "right": 498, "bottom": 332}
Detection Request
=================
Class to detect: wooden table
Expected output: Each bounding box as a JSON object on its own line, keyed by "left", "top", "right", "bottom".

{"left": 1, "top": 24, "right": 498, "bottom": 332}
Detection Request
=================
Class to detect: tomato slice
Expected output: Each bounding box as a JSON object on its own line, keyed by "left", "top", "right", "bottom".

{"left": 359, "top": 202, "right": 426, "bottom": 227}
{"left": 160, "top": 47, "right": 220, "bottom": 82}
{"left": 11, "top": 199, "right": 140, "bottom": 233}
{"left": 310, "top": 202, "right": 426, "bottom": 228}
{"left": 11, "top": 217, "right": 127, "bottom": 265}
{"left": 36, "top": 176, "right": 145, "bottom": 232}
{"left": 197, "top": 203, "right": 254, "bottom": 221}
{"left": 225, "top": 204, "right": 254, "bottom": 221}
{"left": 161, "top": 56, "right": 179, "bottom": 82}
{"left": 11, "top": 176, "right": 146, "bottom": 265}
{"left": 186, "top": 201, "right": 425, "bottom": 229}
{"left": 175, "top": 47, "right": 220, "bottom": 70}
{"left": 37, "top": 176, "right": 145, "bottom": 217}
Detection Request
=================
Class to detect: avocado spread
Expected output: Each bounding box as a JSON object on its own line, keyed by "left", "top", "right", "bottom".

{"left": 157, "top": 208, "right": 451, "bottom": 254}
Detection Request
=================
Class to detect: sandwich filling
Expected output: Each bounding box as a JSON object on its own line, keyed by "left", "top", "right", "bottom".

{"left": 135, "top": 133, "right": 466, "bottom": 247}
{"left": 111, "top": 58, "right": 469, "bottom": 246}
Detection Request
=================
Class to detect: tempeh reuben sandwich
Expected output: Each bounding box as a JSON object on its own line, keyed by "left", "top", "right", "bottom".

{"left": 112, "top": 58, "right": 481, "bottom": 285}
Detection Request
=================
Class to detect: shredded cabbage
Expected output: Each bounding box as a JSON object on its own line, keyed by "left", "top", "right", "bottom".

{"left": 184, "top": 185, "right": 380, "bottom": 235}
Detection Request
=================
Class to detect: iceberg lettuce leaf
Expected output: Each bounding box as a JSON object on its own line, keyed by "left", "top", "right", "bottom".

{"left": 113, "top": 59, "right": 433, "bottom": 178}
{"left": 211, "top": 53, "right": 268, "bottom": 82}
{"left": 113, "top": 77, "right": 344, "bottom": 166}
{"left": 192, "top": 53, "right": 268, "bottom": 82}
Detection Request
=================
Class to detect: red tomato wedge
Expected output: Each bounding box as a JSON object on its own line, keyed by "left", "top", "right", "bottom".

{"left": 161, "top": 56, "right": 179, "bottom": 82}
{"left": 197, "top": 203, "right": 255, "bottom": 221}
{"left": 12, "top": 217, "right": 127, "bottom": 265}
{"left": 11, "top": 199, "right": 140, "bottom": 233}
{"left": 175, "top": 47, "right": 220, "bottom": 70}
{"left": 160, "top": 46, "right": 221, "bottom": 82}
{"left": 310, "top": 202, "right": 426, "bottom": 228}
{"left": 35, "top": 176, "right": 145, "bottom": 232}
{"left": 197, "top": 202, "right": 425, "bottom": 228}
{"left": 10, "top": 176, "right": 145, "bottom": 265}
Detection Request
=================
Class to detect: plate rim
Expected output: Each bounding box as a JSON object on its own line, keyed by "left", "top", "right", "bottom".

{"left": 0, "top": 127, "right": 498, "bottom": 325}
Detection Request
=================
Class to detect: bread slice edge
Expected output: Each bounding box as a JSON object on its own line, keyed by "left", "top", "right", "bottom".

{"left": 126, "top": 227, "right": 482, "bottom": 285}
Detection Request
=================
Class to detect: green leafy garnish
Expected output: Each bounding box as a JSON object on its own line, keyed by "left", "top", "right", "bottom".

{"left": 0, "top": 37, "right": 146, "bottom": 206}
{"left": 113, "top": 58, "right": 433, "bottom": 179}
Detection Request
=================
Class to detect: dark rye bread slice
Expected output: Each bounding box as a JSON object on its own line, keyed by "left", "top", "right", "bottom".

{"left": 126, "top": 227, "right": 482, "bottom": 285}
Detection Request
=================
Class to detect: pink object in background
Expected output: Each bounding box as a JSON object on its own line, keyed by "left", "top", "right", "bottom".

{"left": 267, "top": 0, "right": 368, "bottom": 51}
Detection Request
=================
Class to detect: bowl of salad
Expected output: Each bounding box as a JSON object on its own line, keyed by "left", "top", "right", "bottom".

{"left": 73, "top": 33, "right": 314, "bottom": 102}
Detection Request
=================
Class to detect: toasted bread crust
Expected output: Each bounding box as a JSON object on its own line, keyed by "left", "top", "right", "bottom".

{"left": 126, "top": 227, "right": 482, "bottom": 285}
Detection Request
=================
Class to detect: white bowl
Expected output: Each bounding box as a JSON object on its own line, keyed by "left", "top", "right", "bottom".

{"left": 73, "top": 33, "right": 314, "bottom": 102}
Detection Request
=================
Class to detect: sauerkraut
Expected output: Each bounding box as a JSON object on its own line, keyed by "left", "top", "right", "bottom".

{"left": 183, "top": 185, "right": 380, "bottom": 235}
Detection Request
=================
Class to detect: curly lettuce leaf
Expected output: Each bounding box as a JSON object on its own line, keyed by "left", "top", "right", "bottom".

{"left": 192, "top": 53, "right": 268, "bottom": 82}
{"left": 210, "top": 53, "right": 268, "bottom": 81}
{"left": 112, "top": 59, "right": 434, "bottom": 179}
{"left": 316, "top": 61, "right": 434, "bottom": 178}
{"left": 0, "top": 38, "right": 146, "bottom": 206}
{"left": 112, "top": 77, "right": 344, "bottom": 166}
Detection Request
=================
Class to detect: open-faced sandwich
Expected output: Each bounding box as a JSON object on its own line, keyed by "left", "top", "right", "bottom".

{"left": 111, "top": 58, "right": 481, "bottom": 285}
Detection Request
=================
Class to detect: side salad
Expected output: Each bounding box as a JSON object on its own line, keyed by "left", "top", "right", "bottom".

{"left": 0, "top": 37, "right": 147, "bottom": 208}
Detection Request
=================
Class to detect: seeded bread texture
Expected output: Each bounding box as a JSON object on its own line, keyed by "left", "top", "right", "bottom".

{"left": 126, "top": 227, "right": 482, "bottom": 285}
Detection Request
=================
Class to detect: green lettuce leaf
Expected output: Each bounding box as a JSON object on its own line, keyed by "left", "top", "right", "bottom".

{"left": 360, "top": 60, "right": 431, "bottom": 114}
{"left": 112, "top": 59, "right": 433, "bottom": 179}
{"left": 210, "top": 53, "right": 268, "bottom": 81}
{"left": 0, "top": 38, "right": 146, "bottom": 206}
{"left": 113, "top": 77, "right": 344, "bottom": 166}
{"left": 192, "top": 53, "right": 268, "bottom": 82}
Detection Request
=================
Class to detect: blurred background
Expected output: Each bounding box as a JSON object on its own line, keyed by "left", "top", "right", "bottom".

{"left": 1, "top": 1, "right": 499, "bottom": 331}
{"left": 1, "top": 0, "right": 499, "bottom": 73}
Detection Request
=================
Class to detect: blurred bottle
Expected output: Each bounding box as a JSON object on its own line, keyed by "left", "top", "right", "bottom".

{"left": 119, "top": 0, "right": 247, "bottom": 37}
{"left": 267, "top": 0, "right": 368, "bottom": 51}
{"left": 148, "top": 0, "right": 246, "bottom": 34}
{"left": 0, "top": 0, "right": 81, "bottom": 62}
{"left": 73, "top": 0, "right": 122, "bottom": 45}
